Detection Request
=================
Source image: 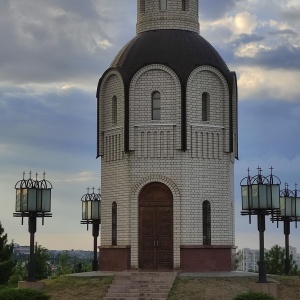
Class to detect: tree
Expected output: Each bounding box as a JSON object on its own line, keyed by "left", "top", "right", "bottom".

{"left": 0, "top": 222, "right": 15, "bottom": 285}
{"left": 34, "top": 244, "right": 51, "bottom": 280}
{"left": 265, "top": 245, "right": 298, "bottom": 275}
{"left": 56, "top": 251, "right": 73, "bottom": 275}
{"left": 7, "top": 261, "right": 27, "bottom": 286}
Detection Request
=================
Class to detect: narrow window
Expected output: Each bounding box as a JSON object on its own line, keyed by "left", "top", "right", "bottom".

{"left": 203, "top": 200, "right": 211, "bottom": 245}
{"left": 160, "top": 0, "right": 167, "bottom": 11}
{"left": 202, "top": 92, "right": 209, "bottom": 121}
{"left": 152, "top": 91, "right": 161, "bottom": 120}
{"left": 182, "top": 0, "right": 186, "bottom": 11}
{"left": 140, "top": 0, "right": 145, "bottom": 13}
{"left": 112, "top": 202, "right": 117, "bottom": 245}
{"left": 112, "top": 96, "right": 117, "bottom": 125}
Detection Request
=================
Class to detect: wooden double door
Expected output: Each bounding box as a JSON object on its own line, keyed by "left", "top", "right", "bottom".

{"left": 139, "top": 182, "right": 173, "bottom": 269}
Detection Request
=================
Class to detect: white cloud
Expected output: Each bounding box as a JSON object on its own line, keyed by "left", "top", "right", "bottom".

{"left": 205, "top": 11, "right": 257, "bottom": 42}
{"left": 97, "top": 39, "right": 113, "bottom": 50}
{"left": 235, "top": 43, "right": 271, "bottom": 58}
{"left": 237, "top": 66, "right": 300, "bottom": 101}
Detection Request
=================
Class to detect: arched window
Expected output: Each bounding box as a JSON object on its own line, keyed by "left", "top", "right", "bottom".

{"left": 152, "top": 91, "right": 161, "bottom": 120}
{"left": 140, "top": 0, "right": 145, "bottom": 13}
{"left": 203, "top": 200, "right": 211, "bottom": 245}
{"left": 202, "top": 92, "right": 209, "bottom": 121}
{"left": 182, "top": 0, "right": 186, "bottom": 11}
{"left": 160, "top": 0, "right": 167, "bottom": 11}
{"left": 112, "top": 96, "right": 117, "bottom": 124}
{"left": 112, "top": 202, "right": 117, "bottom": 245}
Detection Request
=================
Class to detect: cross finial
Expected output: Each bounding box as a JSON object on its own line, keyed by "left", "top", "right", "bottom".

{"left": 29, "top": 170, "right": 32, "bottom": 179}
{"left": 98, "top": 187, "right": 101, "bottom": 195}
{"left": 87, "top": 187, "right": 90, "bottom": 194}
{"left": 36, "top": 172, "right": 38, "bottom": 181}
{"left": 257, "top": 166, "right": 262, "bottom": 175}
{"left": 92, "top": 187, "right": 95, "bottom": 194}
{"left": 43, "top": 172, "right": 46, "bottom": 180}
{"left": 23, "top": 171, "right": 25, "bottom": 179}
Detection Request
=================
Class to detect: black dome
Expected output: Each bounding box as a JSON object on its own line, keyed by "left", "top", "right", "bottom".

{"left": 110, "top": 29, "right": 231, "bottom": 86}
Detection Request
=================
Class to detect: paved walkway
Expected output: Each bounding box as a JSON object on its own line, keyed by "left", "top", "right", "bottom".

{"left": 68, "top": 270, "right": 258, "bottom": 278}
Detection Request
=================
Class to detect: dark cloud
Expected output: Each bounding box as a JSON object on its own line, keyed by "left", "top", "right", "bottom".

{"left": 234, "top": 44, "right": 300, "bottom": 70}
{"left": 281, "top": 7, "right": 300, "bottom": 24}
{"left": 226, "top": 29, "right": 300, "bottom": 70}
{"left": 238, "top": 100, "right": 300, "bottom": 160}
{"left": 0, "top": 87, "right": 96, "bottom": 171}
{"left": 200, "top": 0, "right": 241, "bottom": 20}
{"left": 234, "top": 34, "right": 266, "bottom": 44}
{"left": 0, "top": 0, "right": 136, "bottom": 85}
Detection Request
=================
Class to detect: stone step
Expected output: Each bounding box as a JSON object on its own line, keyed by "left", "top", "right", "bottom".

{"left": 104, "top": 292, "right": 168, "bottom": 297}
{"left": 108, "top": 287, "right": 170, "bottom": 292}
{"left": 103, "top": 271, "right": 177, "bottom": 300}
{"left": 103, "top": 296, "right": 166, "bottom": 300}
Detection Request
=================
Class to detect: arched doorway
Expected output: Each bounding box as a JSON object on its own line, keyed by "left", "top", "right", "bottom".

{"left": 139, "top": 182, "right": 173, "bottom": 269}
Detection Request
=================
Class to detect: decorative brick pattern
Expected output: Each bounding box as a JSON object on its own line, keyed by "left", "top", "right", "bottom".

{"left": 137, "top": 0, "right": 199, "bottom": 33}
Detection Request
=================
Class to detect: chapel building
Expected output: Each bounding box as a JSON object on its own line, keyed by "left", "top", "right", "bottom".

{"left": 96, "top": 0, "right": 238, "bottom": 272}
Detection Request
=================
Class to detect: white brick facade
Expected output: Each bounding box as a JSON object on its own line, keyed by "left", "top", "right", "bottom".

{"left": 97, "top": 0, "right": 237, "bottom": 271}
{"left": 137, "top": 0, "right": 199, "bottom": 34}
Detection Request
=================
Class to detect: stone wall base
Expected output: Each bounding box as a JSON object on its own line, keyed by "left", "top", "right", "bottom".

{"left": 18, "top": 281, "right": 45, "bottom": 289}
{"left": 99, "top": 245, "right": 130, "bottom": 271}
{"left": 249, "top": 282, "right": 278, "bottom": 298}
{"left": 180, "top": 245, "right": 235, "bottom": 272}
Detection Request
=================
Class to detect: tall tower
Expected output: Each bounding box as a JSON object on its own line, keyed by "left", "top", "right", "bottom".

{"left": 97, "top": 0, "right": 238, "bottom": 271}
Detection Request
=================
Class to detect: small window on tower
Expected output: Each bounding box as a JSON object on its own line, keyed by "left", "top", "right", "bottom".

{"left": 202, "top": 92, "right": 209, "bottom": 121}
{"left": 160, "top": 0, "right": 167, "bottom": 11}
{"left": 140, "top": 0, "right": 145, "bottom": 13}
{"left": 152, "top": 91, "right": 161, "bottom": 120}
{"left": 182, "top": 0, "right": 186, "bottom": 11}
{"left": 203, "top": 200, "right": 211, "bottom": 245}
{"left": 112, "top": 202, "right": 117, "bottom": 245}
{"left": 112, "top": 96, "right": 117, "bottom": 125}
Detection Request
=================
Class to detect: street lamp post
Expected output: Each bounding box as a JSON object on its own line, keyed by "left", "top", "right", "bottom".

{"left": 271, "top": 183, "right": 300, "bottom": 275}
{"left": 14, "top": 172, "right": 52, "bottom": 282}
{"left": 81, "top": 187, "right": 101, "bottom": 271}
{"left": 240, "top": 167, "right": 280, "bottom": 283}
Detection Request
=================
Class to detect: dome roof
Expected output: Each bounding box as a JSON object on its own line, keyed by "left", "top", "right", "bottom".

{"left": 110, "top": 29, "right": 232, "bottom": 87}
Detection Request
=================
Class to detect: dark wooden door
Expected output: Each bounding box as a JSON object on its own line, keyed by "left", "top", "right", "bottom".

{"left": 139, "top": 182, "right": 173, "bottom": 269}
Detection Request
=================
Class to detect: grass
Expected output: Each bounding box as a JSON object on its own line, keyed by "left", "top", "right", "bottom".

{"left": 39, "top": 274, "right": 300, "bottom": 300}
{"left": 42, "top": 276, "right": 113, "bottom": 300}
{"left": 168, "top": 276, "right": 300, "bottom": 300}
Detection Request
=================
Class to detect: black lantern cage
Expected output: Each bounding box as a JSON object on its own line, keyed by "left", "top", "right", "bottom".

{"left": 241, "top": 167, "right": 281, "bottom": 216}
{"left": 272, "top": 184, "right": 300, "bottom": 224}
{"left": 14, "top": 172, "right": 52, "bottom": 223}
{"left": 81, "top": 188, "right": 101, "bottom": 227}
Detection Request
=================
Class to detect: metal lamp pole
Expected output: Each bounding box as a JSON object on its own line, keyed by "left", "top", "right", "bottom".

{"left": 241, "top": 167, "right": 281, "bottom": 283}
{"left": 271, "top": 183, "right": 300, "bottom": 275}
{"left": 257, "top": 212, "right": 267, "bottom": 283}
{"left": 81, "top": 187, "right": 101, "bottom": 272}
{"left": 14, "top": 172, "right": 52, "bottom": 282}
{"left": 28, "top": 215, "right": 37, "bottom": 281}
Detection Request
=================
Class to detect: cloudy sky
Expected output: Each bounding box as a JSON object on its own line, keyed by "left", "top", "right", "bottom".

{"left": 0, "top": 0, "right": 299, "bottom": 253}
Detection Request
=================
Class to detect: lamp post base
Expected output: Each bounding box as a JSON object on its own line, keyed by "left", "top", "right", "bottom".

{"left": 18, "top": 281, "right": 45, "bottom": 290}
{"left": 249, "top": 282, "right": 278, "bottom": 298}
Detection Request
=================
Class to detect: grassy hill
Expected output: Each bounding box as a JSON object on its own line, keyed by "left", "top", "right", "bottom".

{"left": 42, "top": 275, "right": 300, "bottom": 300}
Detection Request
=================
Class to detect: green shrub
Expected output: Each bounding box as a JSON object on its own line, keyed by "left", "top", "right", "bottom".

{"left": 0, "top": 288, "right": 50, "bottom": 300}
{"left": 233, "top": 291, "right": 276, "bottom": 300}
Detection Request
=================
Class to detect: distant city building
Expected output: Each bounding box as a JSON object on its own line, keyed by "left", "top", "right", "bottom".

{"left": 13, "top": 243, "right": 30, "bottom": 256}
{"left": 238, "top": 248, "right": 260, "bottom": 272}
{"left": 237, "top": 246, "right": 299, "bottom": 272}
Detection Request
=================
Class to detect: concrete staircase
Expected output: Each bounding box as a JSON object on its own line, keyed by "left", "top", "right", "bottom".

{"left": 103, "top": 271, "right": 177, "bottom": 300}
